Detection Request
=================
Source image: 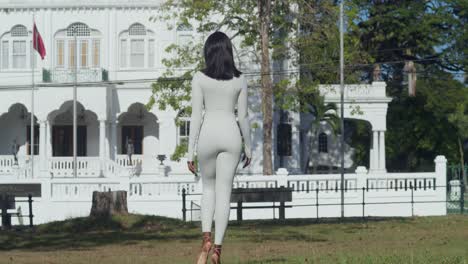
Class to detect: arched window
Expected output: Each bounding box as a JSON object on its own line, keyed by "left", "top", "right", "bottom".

{"left": 54, "top": 23, "right": 101, "bottom": 69}
{"left": 119, "top": 23, "right": 155, "bottom": 69}
{"left": 177, "top": 109, "right": 191, "bottom": 147}
{"left": 176, "top": 23, "right": 193, "bottom": 46}
{"left": 0, "top": 25, "right": 33, "bottom": 70}
{"left": 318, "top": 132, "right": 328, "bottom": 153}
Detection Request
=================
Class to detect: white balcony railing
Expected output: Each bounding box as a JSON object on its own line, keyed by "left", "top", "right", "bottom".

{"left": 0, "top": 155, "right": 16, "bottom": 174}
{"left": 50, "top": 68, "right": 103, "bottom": 83}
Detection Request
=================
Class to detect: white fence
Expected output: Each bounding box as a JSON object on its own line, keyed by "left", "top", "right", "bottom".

{"left": 1, "top": 156, "right": 447, "bottom": 225}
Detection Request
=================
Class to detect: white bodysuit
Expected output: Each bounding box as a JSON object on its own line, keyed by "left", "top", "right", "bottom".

{"left": 187, "top": 71, "right": 252, "bottom": 245}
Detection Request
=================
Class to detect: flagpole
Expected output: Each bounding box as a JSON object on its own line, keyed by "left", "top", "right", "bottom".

{"left": 73, "top": 27, "right": 77, "bottom": 178}
{"left": 339, "top": 1, "right": 345, "bottom": 218}
{"left": 31, "top": 13, "right": 36, "bottom": 178}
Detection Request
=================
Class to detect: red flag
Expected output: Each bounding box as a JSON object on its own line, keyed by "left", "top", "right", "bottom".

{"left": 33, "top": 22, "right": 46, "bottom": 60}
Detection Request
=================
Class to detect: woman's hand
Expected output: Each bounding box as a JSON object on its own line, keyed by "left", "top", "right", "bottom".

{"left": 241, "top": 152, "right": 251, "bottom": 168}
{"left": 187, "top": 160, "right": 197, "bottom": 175}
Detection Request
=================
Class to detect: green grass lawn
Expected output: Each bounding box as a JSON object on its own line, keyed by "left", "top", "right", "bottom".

{"left": 0, "top": 214, "right": 467, "bottom": 264}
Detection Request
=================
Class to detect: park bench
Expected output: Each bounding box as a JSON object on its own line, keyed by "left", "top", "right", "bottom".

{"left": 0, "top": 183, "right": 41, "bottom": 229}
{"left": 230, "top": 186, "right": 293, "bottom": 221}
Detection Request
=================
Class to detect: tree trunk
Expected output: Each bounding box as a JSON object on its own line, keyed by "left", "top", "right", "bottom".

{"left": 458, "top": 137, "right": 467, "bottom": 188}
{"left": 258, "top": 0, "right": 273, "bottom": 175}
{"left": 90, "top": 190, "right": 128, "bottom": 218}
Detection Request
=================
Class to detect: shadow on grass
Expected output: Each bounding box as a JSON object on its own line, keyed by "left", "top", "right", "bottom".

{"left": 228, "top": 216, "right": 412, "bottom": 228}
{"left": 0, "top": 214, "right": 434, "bottom": 252}
{"left": 245, "top": 229, "right": 328, "bottom": 243}
{"left": 0, "top": 214, "right": 199, "bottom": 252}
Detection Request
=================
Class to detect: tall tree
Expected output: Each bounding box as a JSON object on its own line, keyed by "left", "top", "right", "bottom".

{"left": 448, "top": 98, "right": 468, "bottom": 186}
{"left": 146, "top": 0, "right": 285, "bottom": 175}
{"left": 146, "top": 1, "right": 373, "bottom": 173}
{"left": 258, "top": 0, "right": 274, "bottom": 174}
{"left": 350, "top": 0, "right": 467, "bottom": 172}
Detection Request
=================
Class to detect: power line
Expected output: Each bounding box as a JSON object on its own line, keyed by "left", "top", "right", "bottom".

{"left": 0, "top": 69, "right": 463, "bottom": 90}
{"left": 0, "top": 56, "right": 465, "bottom": 88}
{"left": 1, "top": 53, "right": 466, "bottom": 80}
{"left": 0, "top": 64, "right": 464, "bottom": 81}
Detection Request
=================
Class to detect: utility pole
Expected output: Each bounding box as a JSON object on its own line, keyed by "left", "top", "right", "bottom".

{"left": 73, "top": 26, "right": 78, "bottom": 178}
{"left": 339, "top": 1, "right": 345, "bottom": 218}
{"left": 31, "top": 14, "right": 36, "bottom": 178}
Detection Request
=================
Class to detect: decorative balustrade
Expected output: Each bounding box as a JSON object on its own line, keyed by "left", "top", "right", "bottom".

{"left": 51, "top": 178, "right": 121, "bottom": 200}
{"left": 116, "top": 154, "right": 143, "bottom": 167}
{"left": 2, "top": 155, "right": 158, "bottom": 179}
{"left": 49, "top": 157, "right": 101, "bottom": 178}
{"left": 231, "top": 174, "right": 360, "bottom": 193}
{"left": 287, "top": 174, "right": 358, "bottom": 193}
{"left": 1, "top": 155, "right": 40, "bottom": 179}
{"left": 366, "top": 172, "right": 437, "bottom": 191}
{"left": 129, "top": 176, "right": 199, "bottom": 198}
{"left": 103, "top": 158, "right": 131, "bottom": 178}
{"left": 0, "top": 155, "right": 16, "bottom": 174}
{"left": 14, "top": 161, "right": 33, "bottom": 179}
{"left": 115, "top": 154, "right": 160, "bottom": 175}
{"left": 233, "top": 175, "right": 279, "bottom": 188}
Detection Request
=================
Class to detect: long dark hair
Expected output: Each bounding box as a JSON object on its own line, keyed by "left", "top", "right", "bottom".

{"left": 201, "top": 31, "right": 242, "bottom": 80}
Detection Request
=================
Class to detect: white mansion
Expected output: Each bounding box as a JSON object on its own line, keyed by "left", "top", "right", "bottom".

{"left": 0, "top": 0, "right": 444, "bottom": 225}
{"left": 0, "top": 0, "right": 392, "bottom": 179}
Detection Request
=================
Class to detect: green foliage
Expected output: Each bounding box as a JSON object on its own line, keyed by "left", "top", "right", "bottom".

{"left": 146, "top": 0, "right": 467, "bottom": 173}
{"left": 386, "top": 71, "right": 466, "bottom": 171}
{"left": 447, "top": 95, "right": 468, "bottom": 141}
{"left": 347, "top": 120, "right": 371, "bottom": 168}
{"left": 350, "top": 0, "right": 466, "bottom": 94}
{"left": 42, "top": 68, "right": 51, "bottom": 83}
{"left": 102, "top": 68, "right": 109, "bottom": 81}
{"left": 349, "top": 1, "right": 467, "bottom": 171}
{"left": 170, "top": 141, "right": 188, "bottom": 162}
{"left": 170, "top": 138, "right": 198, "bottom": 165}
{"left": 447, "top": 87, "right": 468, "bottom": 184}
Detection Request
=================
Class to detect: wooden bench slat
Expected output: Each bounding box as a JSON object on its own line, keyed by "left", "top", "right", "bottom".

{"left": 230, "top": 187, "right": 293, "bottom": 203}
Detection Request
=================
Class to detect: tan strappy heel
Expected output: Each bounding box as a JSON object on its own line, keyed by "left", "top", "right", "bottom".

{"left": 210, "top": 244, "right": 222, "bottom": 264}
{"left": 196, "top": 232, "right": 212, "bottom": 264}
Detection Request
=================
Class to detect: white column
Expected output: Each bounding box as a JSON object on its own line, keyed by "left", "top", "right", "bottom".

{"left": 99, "top": 119, "right": 106, "bottom": 160}
{"left": 156, "top": 116, "right": 176, "bottom": 177}
{"left": 289, "top": 124, "right": 301, "bottom": 173}
{"left": 39, "top": 119, "right": 47, "bottom": 176}
{"left": 46, "top": 120, "right": 53, "bottom": 158}
{"left": 111, "top": 119, "right": 118, "bottom": 160}
{"left": 378, "top": 130, "right": 386, "bottom": 172}
{"left": 157, "top": 115, "right": 177, "bottom": 159}
{"left": 99, "top": 119, "right": 106, "bottom": 177}
{"left": 370, "top": 130, "right": 378, "bottom": 171}
{"left": 157, "top": 118, "right": 169, "bottom": 156}
{"left": 105, "top": 122, "right": 110, "bottom": 159}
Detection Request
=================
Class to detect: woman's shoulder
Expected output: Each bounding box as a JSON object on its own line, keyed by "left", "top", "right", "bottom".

{"left": 193, "top": 71, "right": 202, "bottom": 79}
{"left": 194, "top": 70, "right": 244, "bottom": 82}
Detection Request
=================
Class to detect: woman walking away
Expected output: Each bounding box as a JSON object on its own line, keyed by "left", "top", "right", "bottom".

{"left": 187, "top": 31, "right": 252, "bottom": 264}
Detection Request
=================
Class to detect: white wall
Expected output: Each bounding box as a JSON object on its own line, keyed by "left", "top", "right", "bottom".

{"left": 2, "top": 156, "right": 448, "bottom": 225}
